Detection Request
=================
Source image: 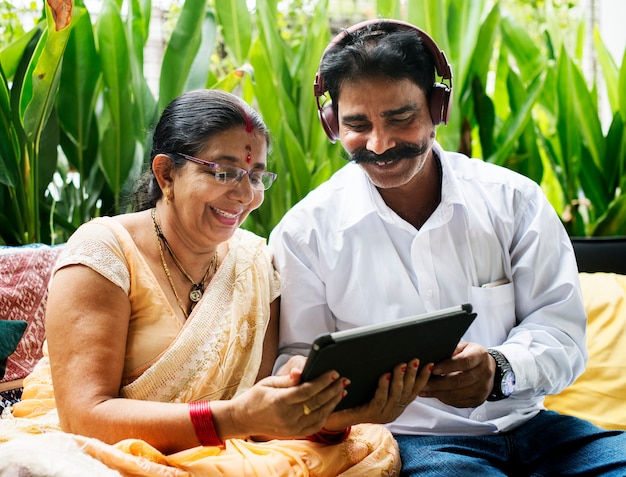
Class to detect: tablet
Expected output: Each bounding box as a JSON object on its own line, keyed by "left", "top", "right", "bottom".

{"left": 300, "top": 303, "right": 477, "bottom": 411}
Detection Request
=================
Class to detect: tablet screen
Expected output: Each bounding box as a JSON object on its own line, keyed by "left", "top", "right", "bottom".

{"left": 300, "top": 304, "right": 476, "bottom": 411}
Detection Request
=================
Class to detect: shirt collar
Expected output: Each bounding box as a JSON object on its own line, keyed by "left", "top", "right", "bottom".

{"left": 337, "top": 141, "right": 470, "bottom": 231}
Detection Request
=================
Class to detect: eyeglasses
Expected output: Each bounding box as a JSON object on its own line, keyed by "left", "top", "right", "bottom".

{"left": 177, "top": 153, "right": 277, "bottom": 190}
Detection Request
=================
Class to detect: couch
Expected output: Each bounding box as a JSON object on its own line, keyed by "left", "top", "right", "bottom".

{"left": 1, "top": 239, "right": 625, "bottom": 430}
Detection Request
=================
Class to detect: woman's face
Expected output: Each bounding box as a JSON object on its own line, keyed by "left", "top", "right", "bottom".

{"left": 169, "top": 127, "right": 269, "bottom": 247}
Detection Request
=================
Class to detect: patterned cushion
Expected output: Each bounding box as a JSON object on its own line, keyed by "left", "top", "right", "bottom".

{"left": 0, "top": 244, "right": 62, "bottom": 390}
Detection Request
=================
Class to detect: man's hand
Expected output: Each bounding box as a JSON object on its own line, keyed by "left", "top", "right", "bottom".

{"left": 276, "top": 355, "right": 308, "bottom": 376}
{"left": 418, "top": 342, "right": 495, "bottom": 408}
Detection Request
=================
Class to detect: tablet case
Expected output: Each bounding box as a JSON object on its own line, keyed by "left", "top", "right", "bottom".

{"left": 300, "top": 303, "right": 477, "bottom": 411}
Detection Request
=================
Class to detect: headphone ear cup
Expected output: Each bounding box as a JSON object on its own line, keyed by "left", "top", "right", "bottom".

{"left": 430, "top": 82, "right": 452, "bottom": 125}
{"left": 319, "top": 102, "right": 340, "bottom": 143}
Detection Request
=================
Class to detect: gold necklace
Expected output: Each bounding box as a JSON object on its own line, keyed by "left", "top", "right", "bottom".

{"left": 158, "top": 225, "right": 217, "bottom": 303}
{"left": 151, "top": 208, "right": 218, "bottom": 318}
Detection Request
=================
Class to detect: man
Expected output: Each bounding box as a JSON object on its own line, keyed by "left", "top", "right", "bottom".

{"left": 269, "top": 19, "right": 626, "bottom": 476}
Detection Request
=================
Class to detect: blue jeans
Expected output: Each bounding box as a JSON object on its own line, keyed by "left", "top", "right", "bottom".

{"left": 396, "top": 411, "right": 626, "bottom": 476}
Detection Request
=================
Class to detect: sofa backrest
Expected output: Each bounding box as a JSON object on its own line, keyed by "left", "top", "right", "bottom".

{"left": 571, "top": 236, "right": 626, "bottom": 275}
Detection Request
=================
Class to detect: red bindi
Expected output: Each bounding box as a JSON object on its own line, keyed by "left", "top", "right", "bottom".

{"left": 245, "top": 145, "right": 252, "bottom": 164}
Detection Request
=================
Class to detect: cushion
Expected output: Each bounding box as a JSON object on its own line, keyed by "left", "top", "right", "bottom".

{"left": 0, "top": 244, "right": 62, "bottom": 390}
{"left": 0, "top": 320, "right": 27, "bottom": 380}
{"left": 543, "top": 272, "right": 626, "bottom": 430}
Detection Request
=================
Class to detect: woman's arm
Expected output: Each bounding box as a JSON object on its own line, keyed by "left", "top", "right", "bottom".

{"left": 46, "top": 265, "right": 199, "bottom": 453}
{"left": 47, "top": 269, "right": 345, "bottom": 452}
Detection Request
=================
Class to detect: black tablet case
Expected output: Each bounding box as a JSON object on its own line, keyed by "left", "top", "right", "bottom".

{"left": 300, "top": 303, "right": 477, "bottom": 411}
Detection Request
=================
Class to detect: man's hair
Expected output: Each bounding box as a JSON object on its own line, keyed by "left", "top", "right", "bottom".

{"left": 319, "top": 22, "right": 437, "bottom": 106}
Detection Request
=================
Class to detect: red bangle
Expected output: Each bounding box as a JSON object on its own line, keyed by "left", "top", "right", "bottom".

{"left": 306, "top": 426, "right": 351, "bottom": 444}
{"left": 188, "top": 401, "right": 223, "bottom": 447}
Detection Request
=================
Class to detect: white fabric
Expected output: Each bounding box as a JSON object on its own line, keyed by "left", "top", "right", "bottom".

{"left": 269, "top": 141, "right": 587, "bottom": 436}
{"left": 0, "top": 433, "right": 123, "bottom": 476}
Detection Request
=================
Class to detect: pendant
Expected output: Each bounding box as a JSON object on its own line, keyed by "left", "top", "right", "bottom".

{"left": 189, "top": 285, "right": 203, "bottom": 303}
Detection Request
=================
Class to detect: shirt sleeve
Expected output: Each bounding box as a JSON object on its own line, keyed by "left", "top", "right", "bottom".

{"left": 496, "top": 184, "right": 588, "bottom": 399}
{"left": 269, "top": 221, "right": 336, "bottom": 373}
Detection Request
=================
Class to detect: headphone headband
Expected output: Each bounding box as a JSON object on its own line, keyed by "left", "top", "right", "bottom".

{"left": 314, "top": 19, "right": 453, "bottom": 143}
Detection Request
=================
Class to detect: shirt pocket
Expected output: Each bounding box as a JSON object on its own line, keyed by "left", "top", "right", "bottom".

{"left": 465, "top": 282, "right": 516, "bottom": 347}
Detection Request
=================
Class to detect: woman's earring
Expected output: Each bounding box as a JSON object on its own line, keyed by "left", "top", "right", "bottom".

{"left": 164, "top": 188, "right": 171, "bottom": 205}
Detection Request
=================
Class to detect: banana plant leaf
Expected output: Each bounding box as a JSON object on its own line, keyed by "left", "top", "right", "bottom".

{"left": 158, "top": 0, "right": 208, "bottom": 112}
{"left": 56, "top": 5, "right": 100, "bottom": 174}
{"left": 20, "top": 1, "right": 74, "bottom": 143}
{"left": 214, "top": 0, "right": 251, "bottom": 65}
{"left": 96, "top": 0, "right": 137, "bottom": 203}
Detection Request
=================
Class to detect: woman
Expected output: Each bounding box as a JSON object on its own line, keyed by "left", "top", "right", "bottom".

{"left": 0, "top": 90, "right": 426, "bottom": 476}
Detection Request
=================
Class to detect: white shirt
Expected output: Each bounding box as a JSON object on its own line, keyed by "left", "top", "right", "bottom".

{"left": 269, "top": 142, "right": 587, "bottom": 436}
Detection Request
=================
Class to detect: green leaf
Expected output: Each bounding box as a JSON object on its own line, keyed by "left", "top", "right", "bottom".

{"left": 472, "top": 76, "right": 495, "bottom": 158}
{"left": 406, "top": 0, "right": 450, "bottom": 53}
{"left": 555, "top": 48, "right": 581, "bottom": 186}
{"left": 38, "top": 106, "right": 59, "bottom": 196}
{"left": 468, "top": 3, "right": 500, "bottom": 87}
{"left": 487, "top": 70, "right": 546, "bottom": 166}
{"left": 500, "top": 16, "right": 545, "bottom": 85}
{"left": 214, "top": 0, "right": 251, "bottom": 65}
{"left": 159, "top": 0, "right": 208, "bottom": 111}
{"left": 186, "top": 9, "right": 217, "bottom": 91}
{"left": 605, "top": 113, "right": 625, "bottom": 191}
{"left": 128, "top": 0, "right": 150, "bottom": 61}
{"left": 593, "top": 27, "right": 619, "bottom": 115}
{"left": 592, "top": 194, "right": 626, "bottom": 236}
{"left": 376, "top": 0, "right": 400, "bottom": 18}
{"left": 57, "top": 6, "right": 100, "bottom": 173}
{"left": 0, "top": 64, "right": 19, "bottom": 187}
{"left": 0, "top": 27, "right": 40, "bottom": 82}
{"left": 446, "top": 0, "right": 486, "bottom": 94}
{"left": 579, "top": 146, "right": 609, "bottom": 218}
{"left": 96, "top": 0, "right": 137, "bottom": 200}
{"left": 565, "top": 50, "right": 605, "bottom": 172}
{"left": 620, "top": 48, "right": 626, "bottom": 124}
{"left": 210, "top": 66, "right": 250, "bottom": 92}
{"left": 20, "top": 3, "right": 75, "bottom": 143}
{"left": 291, "top": 1, "right": 332, "bottom": 153}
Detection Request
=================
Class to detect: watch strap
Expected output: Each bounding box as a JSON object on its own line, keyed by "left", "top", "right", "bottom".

{"left": 487, "top": 349, "right": 514, "bottom": 401}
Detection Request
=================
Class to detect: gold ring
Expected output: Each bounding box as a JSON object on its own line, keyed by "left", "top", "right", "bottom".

{"left": 303, "top": 404, "right": 312, "bottom": 416}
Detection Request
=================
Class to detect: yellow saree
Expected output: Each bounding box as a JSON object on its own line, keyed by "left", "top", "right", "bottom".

{"left": 0, "top": 218, "right": 400, "bottom": 476}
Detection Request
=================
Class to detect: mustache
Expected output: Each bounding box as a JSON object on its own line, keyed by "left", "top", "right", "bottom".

{"left": 346, "top": 143, "right": 430, "bottom": 164}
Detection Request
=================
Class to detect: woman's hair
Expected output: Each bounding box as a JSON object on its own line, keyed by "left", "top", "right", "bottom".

{"left": 320, "top": 22, "right": 436, "bottom": 107}
{"left": 132, "top": 89, "right": 270, "bottom": 212}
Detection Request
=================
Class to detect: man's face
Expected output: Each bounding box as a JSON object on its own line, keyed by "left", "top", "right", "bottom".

{"left": 337, "top": 76, "right": 436, "bottom": 190}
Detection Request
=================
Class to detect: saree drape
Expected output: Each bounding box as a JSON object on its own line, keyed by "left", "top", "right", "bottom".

{"left": 0, "top": 218, "right": 400, "bottom": 476}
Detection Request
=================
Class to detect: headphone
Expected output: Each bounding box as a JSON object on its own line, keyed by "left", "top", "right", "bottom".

{"left": 313, "top": 19, "right": 453, "bottom": 143}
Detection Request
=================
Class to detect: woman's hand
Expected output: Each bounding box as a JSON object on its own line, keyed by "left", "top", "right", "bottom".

{"left": 215, "top": 366, "right": 348, "bottom": 440}
{"left": 324, "top": 358, "right": 432, "bottom": 430}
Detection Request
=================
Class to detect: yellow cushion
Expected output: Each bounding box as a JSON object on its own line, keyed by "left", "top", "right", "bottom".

{"left": 544, "top": 272, "right": 626, "bottom": 430}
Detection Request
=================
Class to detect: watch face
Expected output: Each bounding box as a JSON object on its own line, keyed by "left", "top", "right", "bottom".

{"left": 501, "top": 370, "right": 516, "bottom": 396}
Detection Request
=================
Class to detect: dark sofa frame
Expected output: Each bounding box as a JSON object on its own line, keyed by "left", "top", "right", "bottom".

{"left": 571, "top": 237, "right": 626, "bottom": 275}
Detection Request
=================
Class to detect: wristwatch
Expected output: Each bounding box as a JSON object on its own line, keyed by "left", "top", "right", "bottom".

{"left": 487, "top": 349, "right": 515, "bottom": 401}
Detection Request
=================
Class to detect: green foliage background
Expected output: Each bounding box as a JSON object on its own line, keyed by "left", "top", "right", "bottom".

{"left": 0, "top": 0, "right": 624, "bottom": 245}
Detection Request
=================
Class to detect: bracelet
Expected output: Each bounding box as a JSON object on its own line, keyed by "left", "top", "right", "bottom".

{"left": 306, "top": 426, "right": 351, "bottom": 444}
{"left": 188, "top": 401, "right": 224, "bottom": 447}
